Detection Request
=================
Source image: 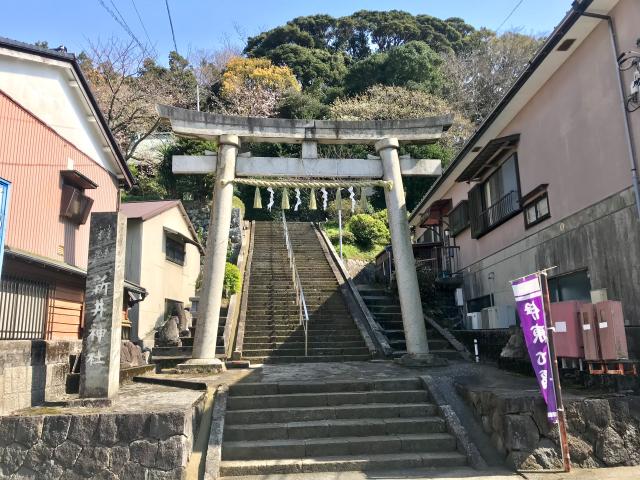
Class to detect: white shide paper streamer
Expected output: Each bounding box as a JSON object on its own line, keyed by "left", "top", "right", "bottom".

{"left": 267, "top": 187, "right": 275, "bottom": 211}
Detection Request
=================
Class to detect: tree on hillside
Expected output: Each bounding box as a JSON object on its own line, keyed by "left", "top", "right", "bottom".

{"left": 244, "top": 11, "right": 479, "bottom": 59}
{"left": 188, "top": 44, "right": 241, "bottom": 109}
{"left": 330, "top": 85, "right": 475, "bottom": 210}
{"left": 331, "top": 85, "right": 473, "bottom": 151}
{"left": 441, "top": 31, "right": 544, "bottom": 123}
{"left": 219, "top": 57, "right": 301, "bottom": 116}
{"left": 266, "top": 44, "right": 348, "bottom": 88}
{"left": 344, "top": 41, "right": 444, "bottom": 94}
{"left": 79, "top": 38, "right": 197, "bottom": 160}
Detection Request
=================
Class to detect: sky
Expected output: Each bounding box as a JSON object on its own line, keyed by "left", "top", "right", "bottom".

{"left": 2, "top": 0, "right": 574, "bottom": 62}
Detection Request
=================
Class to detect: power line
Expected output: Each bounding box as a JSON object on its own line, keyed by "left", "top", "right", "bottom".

{"left": 129, "top": 0, "right": 154, "bottom": 52}
{"left": 164, "top": 0, "right": 178, "bottom": 53}
{"left": 496, "top": 0, "right": 526, "bottom": 33}
{"left": 96, "top": 0, "right": 148, "bottom": 55}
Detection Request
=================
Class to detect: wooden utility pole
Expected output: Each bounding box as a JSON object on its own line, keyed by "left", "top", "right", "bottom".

{"left": 540, "top": 272, "right": 571, "bottom": 472}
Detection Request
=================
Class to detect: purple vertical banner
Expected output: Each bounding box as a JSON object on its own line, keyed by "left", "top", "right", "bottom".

{"left": 511, "top": 273, "right": 558, "bottom": 424}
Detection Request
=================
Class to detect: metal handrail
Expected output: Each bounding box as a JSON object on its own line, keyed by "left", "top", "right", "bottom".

{"left": 281, "top": 212, "right": 309, "bottom": 356}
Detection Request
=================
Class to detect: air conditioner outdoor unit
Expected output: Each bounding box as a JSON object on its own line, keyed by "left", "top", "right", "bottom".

{"left": 481, "top": 308, "right": 491, "bottom": 329}
{"left": 466, "top": 312, "right": 482, "bottom": 330}
{"left": 481, "top": 306, "right": 516, "bottom": 329}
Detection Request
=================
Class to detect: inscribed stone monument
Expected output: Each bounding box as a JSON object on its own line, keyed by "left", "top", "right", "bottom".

{"left": 79, "top": 212, "right": 126, "bottom": 398}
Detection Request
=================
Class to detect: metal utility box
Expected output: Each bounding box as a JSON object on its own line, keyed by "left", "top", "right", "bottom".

{"left": 550, "top": 301, "right": 586, "bottom": 358}
{"left": 595, "top": 301, "right": 628, "bottom": 360}
{"left": 580, "top": 303, "right": 600, "bottom": 361}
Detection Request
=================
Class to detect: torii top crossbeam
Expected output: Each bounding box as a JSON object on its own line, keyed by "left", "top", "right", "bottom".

{"left": 157, "top": 105, "right": 453, "bottom": 145}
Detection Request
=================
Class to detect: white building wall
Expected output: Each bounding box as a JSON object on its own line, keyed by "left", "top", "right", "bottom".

{"left": 0, "top": 48, "right": 119, "bottom": 176}
{"left": 133, "top": 207, "right": 201, "bottom": 346}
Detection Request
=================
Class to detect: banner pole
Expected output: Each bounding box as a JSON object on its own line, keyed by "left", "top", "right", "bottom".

{"left": 540, "top": 272, "right": 571, "bottom": 472}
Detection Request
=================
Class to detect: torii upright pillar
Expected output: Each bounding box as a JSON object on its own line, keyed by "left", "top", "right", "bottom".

{"left": 179, "top": 134, "right": 239, "bottom": 373}
{"left": 376, "top": 138, "right": 438, "bottom": 363}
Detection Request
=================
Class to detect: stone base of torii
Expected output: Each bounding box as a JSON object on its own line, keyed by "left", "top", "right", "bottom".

{"left": 157, "top": 106, "right": 455, "bottom": 371}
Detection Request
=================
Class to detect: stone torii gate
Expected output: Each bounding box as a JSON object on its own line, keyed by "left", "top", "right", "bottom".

{"left": 157, "top": 105, "right": 453, "bottom": 371}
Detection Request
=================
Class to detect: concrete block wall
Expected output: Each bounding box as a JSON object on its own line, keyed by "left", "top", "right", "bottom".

{"left": 0, "top": 340, "right": 81, "bottom": 415}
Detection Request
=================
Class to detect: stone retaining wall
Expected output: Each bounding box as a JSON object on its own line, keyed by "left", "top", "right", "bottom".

{"left": 0, "top": 389, "right": 207, "bottom": 479}
{"left": 456, "top": 383, "right": 640, "bottom": 469}
{"left": 0, "top": 340, "right": 82, "bottom": 415}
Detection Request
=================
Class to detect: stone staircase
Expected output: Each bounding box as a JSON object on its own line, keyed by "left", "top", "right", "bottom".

{"left": 150, "top": 307, "right": 227, "bottom": 369}
{"left": 357, "top": 285, "right": 461, "bottom": 359}
{"left": 219, "top": 377, "right": 467, "bottom": 476}
{"left": 241, "top": 221, "right": 370, "bottom": 364}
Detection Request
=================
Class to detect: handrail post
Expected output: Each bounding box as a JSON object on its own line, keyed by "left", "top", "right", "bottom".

{"left": 281, "top": 212, "right": 309, "bottom": 357}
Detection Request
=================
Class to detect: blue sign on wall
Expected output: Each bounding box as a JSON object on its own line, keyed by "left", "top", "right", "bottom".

{"left": 0, "top": 177, "right": 12, "bottom": 276}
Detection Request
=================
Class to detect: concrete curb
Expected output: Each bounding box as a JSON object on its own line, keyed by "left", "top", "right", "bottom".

{"left": 420, "top": 375, "right": 488, "bottom": 470}
{"left": 132, "top": 376, "right": 208, "bottom": 390}
{"left": 204, "top": 384, "right": 228, "bottom": 480}
{"left": 424, "top": 314, "right": 472, "bottom": 361}
{"left": 223, "top": 220, "right": 252, "bottom": 359}
{"left": 232, "top": 221, "right": 255, "bottom": 360}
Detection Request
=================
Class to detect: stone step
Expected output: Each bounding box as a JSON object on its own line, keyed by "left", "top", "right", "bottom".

{"left": 227, "top": 390, "right": 428, "bottom": 411}
{"left": 244, "top": 319, "right": 355, "bottom": 326}
{"left": 243, "top": 325, "right": 361, "bottom": 332}
{"left": 246, "top": 303, "right": 347, "bottom": 310}
{"left": 242, "top": 340, "right": 366, "bottom": 350}
{"left": 225, "top": 402, "right": 437, "bottom": 425}
{"left": 219, "top": 451, "right": 467, "bottom": 476}
{"left": 241, "top": 354, "right": 371, "bottom": 364}
{"left": 240, "top": 347, "right": 371, "bottom": 359}
{"left": 246, "top": 311, "right": 350, "bottom": 318}
{"left": 221, "top": 433, "right": 456, "bottom": 460}
{"left": 244, "top": 319, "right": 356, "bottom": 326}
{"left": 229, "top": 378, "right": 423, "bottom": 396}
{"left": 367, "top": 306, "right": 402, "bottom": 314}
{"left": 360, "top": 296, "right": 395, "bottom": 305}
{"left": 242, "top": 334, "right": 364, "bottom": 344}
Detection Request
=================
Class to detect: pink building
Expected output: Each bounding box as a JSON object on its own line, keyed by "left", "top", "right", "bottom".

{"left": 0, "top": 39, "right": 133, "bottom": 340}
{"left": 409, "top": 0, "right": 640, "bottom": 355}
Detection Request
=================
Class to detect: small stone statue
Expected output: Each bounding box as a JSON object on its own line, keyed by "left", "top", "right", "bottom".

{"left": 179, "top": 307, "right": 193, "bottom": 337}
{"left": 120, "top": 340, "right": 147, "bottom": 367}
{"left": 157, "top": 315, "right": 182, "bottom": 347}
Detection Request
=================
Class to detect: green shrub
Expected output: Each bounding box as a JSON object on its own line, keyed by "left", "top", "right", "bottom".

{"left": 371, "top": 209, "right": 388, "bottom": 226}
{"left": 347, "top": 214, "right": 390, "bottom": 248}
{"left": 223, "top": 262, "right": 241, "bottom": 298}
{"left": 232, "top": 195, "right": 246, "bottom": 218}
{"left": 328, "top": 230, "right": 355, "bottom": 244}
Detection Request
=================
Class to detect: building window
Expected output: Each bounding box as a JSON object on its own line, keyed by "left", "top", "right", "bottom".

{"left": 449, "top": 200, "right": 469, "bottom": 237}
{"left": 548, "top": 270, "right": 591, "bottom": 303}
{"left": 467, "top": 294, "right": 493, "bottom": 313}
{"left": 417, "top": 226, "right": 442, "bottom": 244}
{"left": 522, "top": 184, "right": 550, "bottom": 228}
{"left": 166, "top": 236, "right": 185, "bottom": 266}
{"left": 469, "top": 153, "right": 521, "bottom": 238}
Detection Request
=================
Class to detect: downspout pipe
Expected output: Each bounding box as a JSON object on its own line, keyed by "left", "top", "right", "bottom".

{"left": 580, "top": 10, "right": 640, "bottom": 219}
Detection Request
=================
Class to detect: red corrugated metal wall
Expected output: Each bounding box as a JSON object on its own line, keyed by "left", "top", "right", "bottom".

{"left": 0, "top": 91, "right": 119, "bottom": 270}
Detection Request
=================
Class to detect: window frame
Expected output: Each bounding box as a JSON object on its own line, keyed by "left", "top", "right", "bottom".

{"left": 522, "top": 186, "right": 551, "bottom": 229}
{"left": 449, "top": 200, "right": 470, "bottom": 237}
{"left": 468, "top": 151, "right": 523, "bottom": 239}
{"left": 165, "top": 235, "right": 186, "bottom": 266}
